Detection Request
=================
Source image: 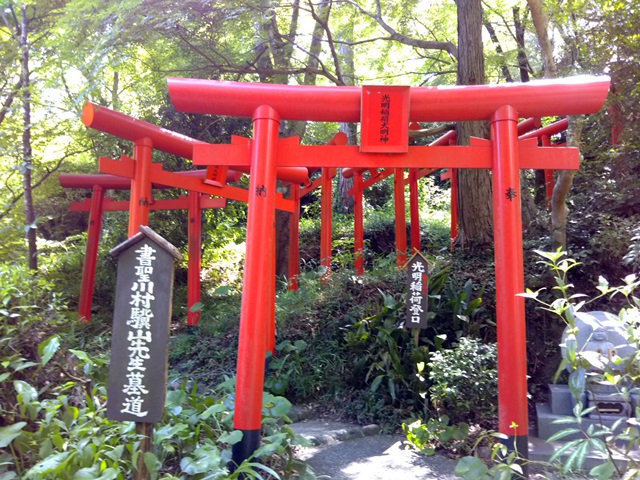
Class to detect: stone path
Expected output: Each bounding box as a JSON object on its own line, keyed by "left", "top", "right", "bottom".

{"left": 291, "top": 420, "right": 459, "bottom": 480}
{"left": 289, "top": 418, "right": 636, "bottom": 479}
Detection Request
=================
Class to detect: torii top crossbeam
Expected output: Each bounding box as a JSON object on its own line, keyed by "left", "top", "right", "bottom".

{"left": 168, "top": 75, "right": 609, "bottom": 122}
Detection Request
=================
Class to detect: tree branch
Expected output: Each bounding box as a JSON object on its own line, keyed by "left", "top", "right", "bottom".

{"left": 409, "top": 123, "right": 456, "bottom": 138}
{"left": 0, "top": 78, "right": 22, "bottom": 127}
{"left": 344, "top": 0, "right": 458, "bottom": 58}
{"left": 483, "top": 20, "right": 513, "bottom": 82}
{"left": 0, "top": 146, "right": 94, "bottom": 221}
{"left": 308, "top": 0, "right": 344, "bottom": 85}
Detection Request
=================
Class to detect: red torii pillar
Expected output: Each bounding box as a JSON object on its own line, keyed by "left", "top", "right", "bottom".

{"left": 168, "top": 75, "right": 610, "bottom": 470}
{"left": 394, "top": 168, "right": 408, "bottom": 266}
{"left": 353, "top": 170, "right": 365, "bottom": 275}
{"left": 408, "top": 168, "right": 420, "bottom": 253}
{"left": 288, "top": 184, "right": 301, "bottom": 291}
{"left": 321, "top": 168, "right": 335, "bottom": 276}
{"left": 129, "top": 138, "right": 153, "bottom": 237}
{"left": 78, "top": 185, "right": 105, "bottom": 323}
{"left": 233, "top": 105, "right": 279, "bottom": 463}
{"left": 187, "top": 191, "right": 203, "bottom": 326}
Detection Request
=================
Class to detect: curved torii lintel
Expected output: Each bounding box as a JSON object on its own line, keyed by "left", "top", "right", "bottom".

{"left": 168, "top": 75, "right": 610, "bottom": 122}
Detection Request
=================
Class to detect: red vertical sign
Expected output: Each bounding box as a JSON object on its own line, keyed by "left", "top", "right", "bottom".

{"left": 361, "top": 86, "right": 410, "bottom": 153}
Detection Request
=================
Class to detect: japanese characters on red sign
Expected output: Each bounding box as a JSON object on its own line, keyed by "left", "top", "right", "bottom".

{"left": 360, "top": 86, "right": 410, "bottom": 153}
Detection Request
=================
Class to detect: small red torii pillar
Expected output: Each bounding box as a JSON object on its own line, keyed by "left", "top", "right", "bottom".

{"left": 168, "top": 75, "right": 610, "bottom": 470}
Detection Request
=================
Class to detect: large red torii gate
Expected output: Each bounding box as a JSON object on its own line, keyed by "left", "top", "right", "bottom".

{"left": 167, "top": 75, "right": 610, "bottom": 468}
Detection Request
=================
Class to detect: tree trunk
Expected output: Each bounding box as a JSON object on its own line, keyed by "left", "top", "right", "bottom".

{"left": 456, "top": 0, "right": 493, "bottom": 247}
{"left": 527, "top": 0, "right": 558, "bottom": 78}
{"left": 528, "top": 0, "right": 582, "bottom": 251}
{"left": 483, "top": 20, "right": 513, "bottom": 82}
{"left": 513, "top": 7, "right": 531, "bottom": 83}
{"left": 20, "top": 5, "right": 37, "bottom": 271}
{"left": 337, "top": 41, "right": 356, "bottom": 213}
{"left": 261, "top": 0, "right": 330, "bottom": 276}
{"left": 551, "top": 116, "right": 584, "bottom": 250}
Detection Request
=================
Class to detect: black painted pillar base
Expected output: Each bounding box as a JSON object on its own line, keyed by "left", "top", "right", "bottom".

{"left": 264, "top": 355, "right": 272, "bottom": 380}
{"left": 230, "top": 429, "right": 261, "bottom": 471}
{"left": 500, "top": 434, "right": 529, "bottom": 478}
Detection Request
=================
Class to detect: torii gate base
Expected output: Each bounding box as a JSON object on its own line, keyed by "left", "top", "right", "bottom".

{"left": 167, "top": 76, "right": 610, "bottom": 474}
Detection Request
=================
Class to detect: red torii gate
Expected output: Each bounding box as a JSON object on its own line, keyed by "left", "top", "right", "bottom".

{"left": 167, "top": 75, "right": 610, "bottom": 467}
{"left": 59, "top": 171, "right": 230, "bottom": 325}
{"left": 78, "top": 103, "right": 312, "bottom": 328}
{"left": 70, "top": 105, "right": 346, "bottom": 325}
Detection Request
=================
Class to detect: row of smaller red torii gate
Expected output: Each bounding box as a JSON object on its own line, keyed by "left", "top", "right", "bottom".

{"left": 61, "top": 108, "right": 566, "bottom": 324}
{"left": 63, "top": 75, "right": 609, "bottom": 472}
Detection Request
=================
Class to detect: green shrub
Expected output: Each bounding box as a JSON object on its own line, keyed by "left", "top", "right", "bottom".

{"left": 427, "top": 337, "right": 498, "bottom": 425}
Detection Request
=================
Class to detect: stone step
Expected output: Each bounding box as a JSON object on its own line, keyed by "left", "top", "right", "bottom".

{"left": 290, "top": 419, "right": 381, "bottom": 446}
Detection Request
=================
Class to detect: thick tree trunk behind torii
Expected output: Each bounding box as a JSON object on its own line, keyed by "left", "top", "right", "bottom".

{"left": 456, "top": 0, "right": 493, "bottom": 247}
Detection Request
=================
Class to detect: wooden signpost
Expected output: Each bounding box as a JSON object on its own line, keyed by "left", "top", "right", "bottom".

{"left": 405, "top": 251, "right": 430, "bottom": 329}
{"left": 107, "top": 226, "right": 182, "bottom": 480}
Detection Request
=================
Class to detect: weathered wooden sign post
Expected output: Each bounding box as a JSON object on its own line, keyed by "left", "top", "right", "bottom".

{"left": 107, "top": 225, "right": 182, "bottom": 480}
{"left": 406, "top": 252, "right": 430, "bottom": 329}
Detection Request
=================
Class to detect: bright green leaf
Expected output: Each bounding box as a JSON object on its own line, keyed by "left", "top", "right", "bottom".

{"left": 454, "top": 456, "right": 489, "bottom": 479}
{"left": 38, "top": 335, "right": 61, "bottom": 366}
{"left": 0, "top": 422, "right": 27, "bottom": 448}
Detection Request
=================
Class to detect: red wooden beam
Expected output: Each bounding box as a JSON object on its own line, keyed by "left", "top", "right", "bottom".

{"left": 70, "top": 196, "right": 226, "bottom": 212}
{"left": 83, "top": 102, "right": 310, "bottom": 185}
{"left": 195, "top": 141, "right": 580, "bottom": 170}
{"left": 519, "top": 118, "right": 569, "bottom": 140}
{"left": 98, "top": 155, "right": 295, "bottom": 213}
{"left": 169, "top": 76, "right": 610, "bottom": 122}
{"left": 83, "top": 102, "right": 204, "bottom": 159}
{"left": 59, "top": 170, "right": 241, "bottom": 190}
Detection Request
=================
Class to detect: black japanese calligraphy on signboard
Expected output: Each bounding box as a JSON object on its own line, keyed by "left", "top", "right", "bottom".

{"left": 380, "top": 94, "right": 391, "bottom": 144}
{"left": 107, "top": 227, "right": 181, "bottom": 422}
{"left": 406, "top": 252, "right": 429, "bottom": 329}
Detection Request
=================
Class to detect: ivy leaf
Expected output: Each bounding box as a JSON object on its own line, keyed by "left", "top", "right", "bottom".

{"left": 189, "top": 302, "right": 204, "bottom": 312}
{"left": 25, "top": 451, "right": 70, "bottom": 477}
{"left": 143, "top": 452, "right": 161, "bottom": 475}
